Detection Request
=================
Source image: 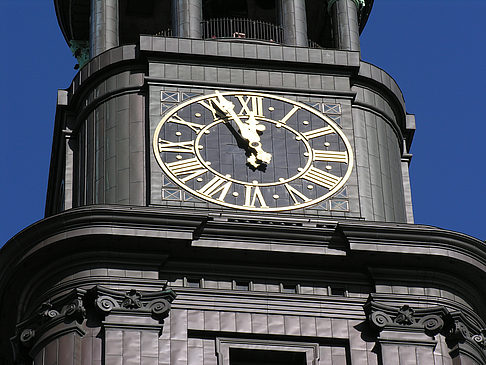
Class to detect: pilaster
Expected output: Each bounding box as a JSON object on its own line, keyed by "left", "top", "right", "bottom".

{"left": 90, "top": 0, "right": 119, "bottom": 57}
{"left": 172, "top": 0, "right": 203, "bottom": 38}
{"left": 329, "top": 0, "right": 361, "bottom": 51}
{"left": 280, "top": 0, "right": 308, "bottom": 47}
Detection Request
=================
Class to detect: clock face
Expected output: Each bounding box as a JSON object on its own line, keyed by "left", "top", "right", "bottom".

{"left": 153, "top": 91, "right": 353, "bottom": 212}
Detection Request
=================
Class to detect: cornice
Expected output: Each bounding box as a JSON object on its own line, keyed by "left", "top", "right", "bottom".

{"left": 1, "top": 207, "right": 485, "bottom": 283}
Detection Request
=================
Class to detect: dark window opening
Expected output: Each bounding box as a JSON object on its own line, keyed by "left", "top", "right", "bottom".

{"left": 230, "top": 348, "right": 306, "bottom": 365}
{"left": 281, "top": 284, "right": 297, "bottom": 294}
{"left": 119, "top": 0, "right": 172, "bottom": 45}
{"left": 305, "top": 0, "right": 334, "bottom": 48}
{"left": 203, "top": 0, "right": 277, "bottom": 23}
{"left": 235, "top": 281, "right": 250, "bottom": 291}
{"left": 330, "top": 286, "right": 346, "bottom": 296}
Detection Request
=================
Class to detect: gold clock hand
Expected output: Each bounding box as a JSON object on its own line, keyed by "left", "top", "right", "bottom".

{"left": 246, "top": 112, "right": 272, "bottom": 165}
{"left": 214, "top": 92, "right": 271, "bottom": 166}
{"left": 214, "top": 92, "right": 252, "bottom": 136}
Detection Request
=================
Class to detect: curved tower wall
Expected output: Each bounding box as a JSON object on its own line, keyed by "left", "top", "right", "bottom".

{"left": 6, "top": 2, "right": 486, "bottom": 365}
{"left": 49, "top": 0, "right": 412, "bottom": 223}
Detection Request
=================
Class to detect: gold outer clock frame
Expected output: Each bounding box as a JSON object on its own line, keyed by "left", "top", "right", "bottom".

{"left": 153, "top": 91, "right": 354, "bottom": 212}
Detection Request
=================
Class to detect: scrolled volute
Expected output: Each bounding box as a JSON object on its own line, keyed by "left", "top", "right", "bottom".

{"left": 94, "top": 295, "right": 119, "bottom": 314}
{"left": 38, "top": 301, "right": 60, "bottom": 321}
{"left": 471, "top": 330, "right": 486, "bottom": 348}
{"left": 369, "top": 311, "right": 392, "bottom": 331}
{"left": 19, "top": 329, "right": 36, "bottom": 347}
{"left": 64, "top": 297, "right": 86, "bottom": 322}
{"left": 148, "top": 298, "right": 171, "bottom": 320}
{"left": 418, "top": 314, "right": 444, "bottom": 336}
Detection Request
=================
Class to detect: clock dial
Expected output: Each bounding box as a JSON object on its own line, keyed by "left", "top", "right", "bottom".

{"left": 153, "top": 91, "right": 353, "bottom": 211}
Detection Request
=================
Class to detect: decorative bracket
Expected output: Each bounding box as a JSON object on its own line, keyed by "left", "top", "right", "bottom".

{"left": 364, "top": 299, "right": 446, "bottom": 336}
{"left": 11, "top": 285, "right": 176, "bottom": 362}
{"left": 69, "top": 40, "right": 89, "bottom": 69}
{"left": 364, "top": 296, "right": 486, "bottom": 363}
{"left": 11, "top": 288, "right": 87, "bottom": 362}
{"left": 91, "top": 285, "right": 176, "bottom": 322}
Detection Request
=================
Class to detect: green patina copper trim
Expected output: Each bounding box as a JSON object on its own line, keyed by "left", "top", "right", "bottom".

{"left": 328, "top": 0, "right": 366, "bottom": 12}
{"left": 69, "top": 40, "right": 89, "bottom": 69}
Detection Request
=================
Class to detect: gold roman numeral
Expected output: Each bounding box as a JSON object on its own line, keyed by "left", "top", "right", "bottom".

{"left": 198, "top": 97, "right": 228, "bottom": 120}
{"left": 158, "top": 139, "right": 195, "bottom": 154}
{"left": 279, "top": 105, "right": 300, "bottom": 124}
{"left": 302, "top": 126, "right": 334, "bottom": 139}
{"left": 166, "top": 157, "right": 207, "bottom": 183}
{"left": 313, "top": 150, "right": 348, "bottom": 163}
{"left": 236, "top": 95, "right": 264, "bottom": 117}
{"left": 284, "top": 184, "right": 311, "bottom": 205}
{"left": 198, "top": 176, "right": 232, "bottom": 201}
{"left": 301, "top": 167, "right": 341, "bottom": 189}
{"left": 244, "top": 185, "right": 269, "bottom": 208}
{"left": 168, "top": 114, "right": 205, "bottom": 133}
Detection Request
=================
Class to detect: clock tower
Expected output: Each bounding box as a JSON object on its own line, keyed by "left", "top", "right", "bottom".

{"left": 1, "top": 1, "right": 485, "bottom": 364}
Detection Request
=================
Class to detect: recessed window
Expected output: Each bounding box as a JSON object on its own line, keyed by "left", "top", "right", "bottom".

{"left": 234, "top": 281, "right": 250, "bottom": 291}
{"left": 203, "top": 0, "right": 277, "bottom": 23}
{"left": 119, "top": 0, "right": 172, "bottom": 44}
{"left": 330, "top": 286, "right": 346, "bottom": 296}
{"left": 230, "top": 348, "right": 306, "bottom": 365}
{"left": 281, "top": 284, "right": 297, "bottom": 294}
{"left": 305, "top": 0, "right": 334, "bottom": 48}
{"left": 216, "top": 338, "right": 319, "bottom": 365}
{"left": 186, "top": 278, "right": 201, "bottom": 288}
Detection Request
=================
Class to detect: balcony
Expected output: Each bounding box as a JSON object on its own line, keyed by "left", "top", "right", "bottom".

{"left": 201, "top": 18, "right": 283, "bottom": 44}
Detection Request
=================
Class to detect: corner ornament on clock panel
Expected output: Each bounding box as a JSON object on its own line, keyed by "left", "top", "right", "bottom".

{"left": 153, "top": 91, "right": 353, "bottom": 212}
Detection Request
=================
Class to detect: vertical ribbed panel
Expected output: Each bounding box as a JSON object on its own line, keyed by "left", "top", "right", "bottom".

{"left": 401, "top": 160, "right": 414, "bottom": 223}
{"left": 90, "top": 0, "right": 119, "bottom": 57}
{"left": 352, "top": 106, "right": 407, "bottom": 222}
{"left": 280, "top": 0, "right": 308, "bottom": 47}
{"left": 173, "top": 0, "right": 203, "bottom": 38}
{"left": 331, "top": 0, "right": 360, "bottom": 51}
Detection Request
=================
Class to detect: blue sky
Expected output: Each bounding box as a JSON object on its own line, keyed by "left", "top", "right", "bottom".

{"left": 1, "top": 0, "right": 485, "bottom": 246}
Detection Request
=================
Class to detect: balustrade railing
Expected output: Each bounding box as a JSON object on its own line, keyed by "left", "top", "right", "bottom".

{"left": 201, "top": 18, "right": 283, "bottom": 43}
{"left": 154, "top": 28, "right": 173, "bottom": 37}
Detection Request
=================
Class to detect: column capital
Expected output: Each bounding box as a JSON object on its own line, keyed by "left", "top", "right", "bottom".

{"left": 328, "top": 0, "right": 365, "bottom": 12}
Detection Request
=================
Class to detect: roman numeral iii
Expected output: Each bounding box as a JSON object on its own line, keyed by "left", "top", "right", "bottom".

{"left": 313, "top": 150, "right": 348, "bottom": 163}
{"left": 301, "top": 167, "right": 341, "bottom": 189}
{"left": 302, "top": 126, "right": 334, "bottom": 139}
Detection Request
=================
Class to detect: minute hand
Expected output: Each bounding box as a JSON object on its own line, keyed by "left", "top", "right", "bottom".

{"left": 215, "top": 93, "right": 272, "bottom": 165}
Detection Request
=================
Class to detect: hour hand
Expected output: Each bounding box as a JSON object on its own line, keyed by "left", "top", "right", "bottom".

{"left": 245, "top": 113, "right": 272, "bottom": 166}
